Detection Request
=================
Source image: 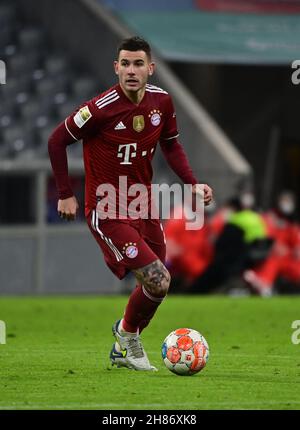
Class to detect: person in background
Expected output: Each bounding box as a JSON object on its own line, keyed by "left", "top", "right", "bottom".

{"left": 244, "top": 191, "right": 300, "bottom": 296}
{"left": 189, "top": 193, "right": 271, "bottom": 293}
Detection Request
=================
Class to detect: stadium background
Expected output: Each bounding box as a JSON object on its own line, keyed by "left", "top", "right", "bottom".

{"left": 0, "top": 0, "right": 300, "bottom": 295}
{"left": 1, "top": 0, "right": 300, "bottom": 412}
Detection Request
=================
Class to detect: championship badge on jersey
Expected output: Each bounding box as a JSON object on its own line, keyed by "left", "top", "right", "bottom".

{"left": 133, "top": 115, "right": 145, "bottom": 133}
{"left": 74, "top": 105, "right": 92, "bottom": 128}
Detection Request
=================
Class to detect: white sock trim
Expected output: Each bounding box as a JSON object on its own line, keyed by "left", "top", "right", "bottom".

{"left": 119, "top": 319, "right": 138, "bottom": 336}
{"left": 142, "top": 285, "right": 165, "bottom": 303}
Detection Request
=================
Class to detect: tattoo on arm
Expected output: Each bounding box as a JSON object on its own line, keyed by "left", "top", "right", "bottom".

{"left": 133, "top": 259, "right": 169, "bottom": 288}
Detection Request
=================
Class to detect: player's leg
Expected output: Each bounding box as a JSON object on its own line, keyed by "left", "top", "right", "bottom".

{"left": 112, "top": 220, "right": 170, "bottom": 371}
{"left": 86, "top": 212, "right": 167, "bottom": 370}
{"left": 112, "top": 259, "right": 170, "bottom": 371}
{"left": 120, "top": 219, "right": 169, "bottom": 334}
{"left": 111, "top": 221, "right": 170, "bottom": 370}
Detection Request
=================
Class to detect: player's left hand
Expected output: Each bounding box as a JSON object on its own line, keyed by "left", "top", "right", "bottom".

{"left": 192, "top": 184, "right": 213, "bottom": 206}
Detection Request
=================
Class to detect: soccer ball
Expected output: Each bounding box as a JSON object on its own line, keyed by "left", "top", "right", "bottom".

{"left": 161, "top": 328, "right": 209, "bottom": 376}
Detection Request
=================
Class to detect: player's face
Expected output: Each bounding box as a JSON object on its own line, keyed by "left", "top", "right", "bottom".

{"left": 114, "top": 50, "right": 155, "bottom": 95}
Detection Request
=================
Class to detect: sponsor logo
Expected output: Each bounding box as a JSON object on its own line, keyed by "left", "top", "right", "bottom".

{"left": 117, "top": 143, "right": 137, "bottom": 165}
{"left": 74, "top": 105, "right": 92, "bottom": 128}
{"left": 115, "top": 121, "right": 126, "bottom": 130}
{"left": 149, "top": 109, "right": 162, "bottom": 126}
{"left": 133, "top": 115, "right": 144, "bottom": 132}
{"left": 111, "top": 349, "right": 127, "bottom": 358}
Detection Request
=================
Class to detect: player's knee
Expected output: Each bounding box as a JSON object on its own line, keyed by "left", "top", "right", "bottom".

{"left": 134, "top": 259, "right": 171, "bottom": 298}
{"left": 160, "top": 269, "right": 171, "bottom": 296}
{"left": 146, "top": 268, "right": 171, "bottom": 297}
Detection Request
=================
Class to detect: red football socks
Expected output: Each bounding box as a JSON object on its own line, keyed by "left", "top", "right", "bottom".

{"left": 122, "top": 284, "right": 165, "bottom": 334}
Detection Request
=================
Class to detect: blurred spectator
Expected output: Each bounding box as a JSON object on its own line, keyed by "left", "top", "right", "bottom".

{"left": 164, "top": 200, "right": 216, "bottom": 289}
{"left": 244, "top": 191, "right": 300, "bottom": 296}
{"left": 165, "top": 192, "right": 273, "bottom": 294}
{"left": 188, "top": 195, "right": 271, "bottom": 293}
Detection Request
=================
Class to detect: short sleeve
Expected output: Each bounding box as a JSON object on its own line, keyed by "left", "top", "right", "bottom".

{"left": 160, "top": 95, "right": 179, "bottom": 141}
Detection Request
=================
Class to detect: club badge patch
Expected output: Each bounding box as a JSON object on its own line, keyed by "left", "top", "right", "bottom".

{"left": 133, "top": 115, "right": 145, "bottom": 132}
{"left": 149, "top": 109, "right": 162, "bottom": 126}
{"left": 122, "top": 242, "right": 138, "bottom": 259}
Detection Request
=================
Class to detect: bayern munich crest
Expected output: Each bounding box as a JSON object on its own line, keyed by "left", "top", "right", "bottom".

{"left": 149, "top": 109, "right": 162, "bottom": 126}
{"left": 122, "top": 242, "right": 138, "bottom": 259}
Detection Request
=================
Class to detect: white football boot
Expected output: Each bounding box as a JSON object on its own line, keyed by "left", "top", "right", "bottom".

{"left": 110, "top": 320, "right": 157, "bottom": 371}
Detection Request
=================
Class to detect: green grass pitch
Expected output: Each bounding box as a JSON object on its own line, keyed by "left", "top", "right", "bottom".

{"left": 0, "top": 295, "right": 300, "bottom": 410}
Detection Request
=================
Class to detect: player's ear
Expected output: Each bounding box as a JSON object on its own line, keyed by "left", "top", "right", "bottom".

{"left": 114, "top": 61, "right": 119, "bottom": 75}
{"left": 148, "top": 62, "right": 155, "bottom": 76}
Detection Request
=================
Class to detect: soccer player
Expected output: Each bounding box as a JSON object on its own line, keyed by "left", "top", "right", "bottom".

{"left": 48, "top": 36, "right": 213, "bottom": 371}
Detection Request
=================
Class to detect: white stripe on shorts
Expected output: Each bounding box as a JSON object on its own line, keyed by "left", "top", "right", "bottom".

{"left": 91, "top": 210, "right": 123, "bottom": 262}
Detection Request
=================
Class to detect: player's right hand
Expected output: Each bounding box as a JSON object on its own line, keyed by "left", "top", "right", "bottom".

{"left": 192, "top": 183, "right": 213, "bottom": 206}
{"left": 57, "top": 196, "right": 79, "bottom": 221}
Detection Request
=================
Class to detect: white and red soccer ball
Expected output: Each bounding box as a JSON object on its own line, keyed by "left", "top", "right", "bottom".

{"left": 162, "top": 328, "right": 209, "bottom": 376}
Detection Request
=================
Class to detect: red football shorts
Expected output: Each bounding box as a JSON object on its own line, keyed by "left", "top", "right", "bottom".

{"left": 86, "top": 209, "right": 166, "bottom": 279}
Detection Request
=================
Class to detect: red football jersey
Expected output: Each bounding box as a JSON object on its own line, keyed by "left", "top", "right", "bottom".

{"left": 64, "top": 83, "right": 179, "bottom": 218}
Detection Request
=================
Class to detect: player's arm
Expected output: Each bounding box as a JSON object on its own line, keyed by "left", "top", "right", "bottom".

{"left": 159, "top": 96, "right": 213, "bottom": 206}
{"left": 160, "top": 137, "right": 212, "bottom": 206}
{"left": 48, "top": 123, "right": 78, "bottom": 220}
{"left": 48, "top": 100, "right": 99, "bottom": 220}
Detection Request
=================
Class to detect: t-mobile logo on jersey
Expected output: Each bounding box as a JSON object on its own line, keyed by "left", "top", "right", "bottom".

{"left": 117, "top": 143, "right": 137, "bottom": 165}
{"left": 0, "top": 320, "right": 6, "bottom": 344}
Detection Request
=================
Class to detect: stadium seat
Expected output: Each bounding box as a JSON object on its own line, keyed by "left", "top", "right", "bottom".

{"left": 18, "top": 28, "right": 44, "bottom": 51}
{"left": 0, "top": 14, "right": 99, "bottom": 161}
{"left": 2, "top": 125, "right": 34, "bottom": 159}
{"left": 45, "top": 56, "right": 68, "bottom": 76}
{"left": 72, "top": 77, "right": 98, "bottom": 99}
{"left": 8, "top": 53, "right": 40, "bottom": 77}
{"left": 35, "top": 78, "right": 66, "bottom": 98}
{"left": 21, "top": 99, "right": 51, "bottom": 120}
{"left": 56, "top": 100, "right": 82, "bottom": 121}
{"left": 0, "top": 28, "right": 12, "bottom": 50}
{"left": 35, "top": 124, "right": 57, "bottom": 158}
{"left": 0, "top": 4, "right": 15, "bottom": 28}
{"left": 1, "top": 77, "right": 31, "bottom": 101}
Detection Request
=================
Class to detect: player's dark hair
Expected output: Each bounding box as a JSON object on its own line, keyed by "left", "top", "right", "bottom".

{"left": 117, "top": 36, "right": 152, "bottom": 60}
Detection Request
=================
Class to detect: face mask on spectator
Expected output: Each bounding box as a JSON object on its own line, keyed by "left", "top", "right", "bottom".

{"left": 278, "top": 197, "right": 295, "bottom": 215}
{"left": 240, "top": 192, "right": 255, "bottom": 209}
